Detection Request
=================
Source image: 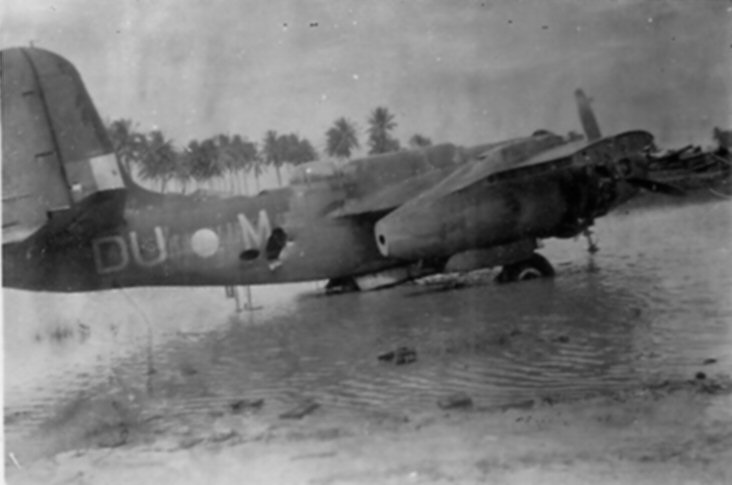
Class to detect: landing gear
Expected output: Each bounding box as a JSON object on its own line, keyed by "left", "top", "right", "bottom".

{"left": 325, "top": 276, "right": 360, "bottom": 294}
{"left": 324, "top": 264, "right": 435, "bottom": 294}
{"left": 495, "top": 253, "right": 555, "bottom": 284}
{"left": 582, "top": 228, "right": 599, "bottom": 254}
{"left": 225, "top": 285, "right": 262, "bottom": 312}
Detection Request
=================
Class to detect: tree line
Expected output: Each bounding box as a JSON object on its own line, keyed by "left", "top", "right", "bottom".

{"left": 107, "top": 106, "right": 433, "bottom": 194}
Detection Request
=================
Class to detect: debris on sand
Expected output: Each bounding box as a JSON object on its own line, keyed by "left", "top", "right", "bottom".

{"left": 96, "top": 423, "right": 129, "bottom": 448}
{"left": 178, "top": 437, "right": 204, "bottom": 449}
{"left": 692, "top": 374, "right": 727, "bottom": 395}
{"left": 279, "top": 401, "right": 320, "bottom": 420}
{"left": 702, "top": 358, "right": 718, "bottom": 365}
{"left": 643, "top": 374, "right": 731, "bottom": 397}
{"left": 378, "top": 346, "right": 417, "bottom": 365}
{"left": 230, "top": 398, "right": 264, "bottom": 414}
{"left": 437, "top": 392, "right": 474, "bottom": 410}
{"left": 209, "top": 428, "right": 238, "bottom": 443}
{"left": 497, "top": 329, "right": 525, "bottom": 346}
{"left": 4, "top": 410, "right": 32, "bottom": 426}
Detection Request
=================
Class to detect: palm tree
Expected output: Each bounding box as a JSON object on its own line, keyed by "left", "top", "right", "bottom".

{"left": 187, "top": 139, "right": 222, "bottom": 190}
{"left": 107, "top": 118, "right": 144, "bottom": 175}
{"left": 180, "top": 141, "right": 211, "bottom": 193}
{"left": 249, "top": 154, "right": 265, "bottom": 193}
{"left": 367, "top": 107, "right": 400, "bottom": 155}
{"left": 280, "top": 133, "right": 317, "bottom": 167}
{"left": 215, "top": 134, "right": 239, "bottom": 193}
{"left": 263, "top": 130, "right": 283, "bottom": 186}
{"left": 137, "top": 130, "right": 177, "bottom": 192}
{"left": 326, "top": 117, "right": 359, "bottom": 159}
{"left": 278, "top": 133, "right": 296, "bottom": 167}
{"left": 294, "top": 137, "right": 317, "bottom": 165}
{"left": 230, "top": 135, "right": 258, "bottom": 195}
{"left": 173, "top": 154, "right": 193, "bottom": 194}
{"left": 408, "top": 134, "right": 432, "bottom": 148}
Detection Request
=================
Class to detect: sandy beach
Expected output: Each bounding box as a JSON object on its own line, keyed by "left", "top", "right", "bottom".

{"left": 6, "top": 372, "right": 732, "bottom": 485}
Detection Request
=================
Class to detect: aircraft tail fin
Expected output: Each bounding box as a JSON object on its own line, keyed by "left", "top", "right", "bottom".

{"left": 1, "top": 47, "right": 126, "bottom": 244}
{"left": 574, "top": 89, "right": 602, "bottom": 142}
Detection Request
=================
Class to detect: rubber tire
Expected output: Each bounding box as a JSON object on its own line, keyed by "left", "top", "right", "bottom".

{"left": 495, "top": 253, "right": 555, "bottom": 284}
{"left": 325, "top": 276, "right": 360, "bottom": 294}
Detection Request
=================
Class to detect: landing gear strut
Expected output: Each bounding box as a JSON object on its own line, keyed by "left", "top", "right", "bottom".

{"left": 225, "top": 285, "right": 262, "bottom": 312}
{"left": 582, "top": 228, "right": 599, "bottom": 254}
{"left": 495, "top": 253, "right": 555, "bottom": 284}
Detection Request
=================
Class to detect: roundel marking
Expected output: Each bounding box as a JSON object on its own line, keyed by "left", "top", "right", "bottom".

{"left": 191, "top": 228, "right": 220, "bottom": 258}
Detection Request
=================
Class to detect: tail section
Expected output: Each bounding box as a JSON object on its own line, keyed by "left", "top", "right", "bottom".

{"left": 1, "top": 47, "right": 126, "bottom": 243}
{"left": 574, "top": 89, "right": 602, "bottom": 142}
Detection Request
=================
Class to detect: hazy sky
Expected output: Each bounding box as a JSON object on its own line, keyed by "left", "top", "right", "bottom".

{"left": 2, "top": 0, "right": 731, "bottom": 154}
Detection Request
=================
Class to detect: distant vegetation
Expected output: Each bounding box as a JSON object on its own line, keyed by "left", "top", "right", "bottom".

{"left": 107, "top": 106, "right": 429, "bottom": 194}
{"left": 325, "top": 117, "right": 360, "bottom": 159}
{"left": 409, "top": 134, "right": 433, "bottom": 148}
{"left": 367, "top": 106, "right": 401, "bottom": 154}
{"left": 107, "top": 111, "right": 732, "bottom": 196}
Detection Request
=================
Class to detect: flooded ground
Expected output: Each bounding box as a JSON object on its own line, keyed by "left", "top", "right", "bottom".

{"left": 4, "top": 196, "right": 732, "bottom": 483}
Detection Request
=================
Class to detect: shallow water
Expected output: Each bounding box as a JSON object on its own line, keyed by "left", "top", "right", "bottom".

{"left": 4, "top": 198, "right": 732, "bottom": 450}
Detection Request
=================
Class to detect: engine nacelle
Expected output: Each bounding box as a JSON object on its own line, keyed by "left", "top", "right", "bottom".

{"left": 375, "top": 176, "right": 569, "bottom": 260}
{"left": 374, "top": 131, "right": 655, "bottom": 261}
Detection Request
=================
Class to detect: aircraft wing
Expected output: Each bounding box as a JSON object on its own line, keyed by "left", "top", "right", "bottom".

{"left": 329, "top": 169, "right": 447, "bottom": 218}
{"left": 373, "top": 130, "right": 655, "bottom": 259}
{"left": 333, "top": 131, "right": 653, "bottom": 222}
{"left": 329, "top": 134, "right": 571, "bottom": 219}
{"left": 328, "top": 138, "right": 547, "bottom": 219}
{"left": 390, "top": 130, "right": 652, "bottom": 211}
{"left": 403, "top": 136, "right": 580, "bottom": 205}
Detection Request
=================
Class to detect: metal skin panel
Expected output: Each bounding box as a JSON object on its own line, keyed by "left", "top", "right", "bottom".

{"left": 1, "top": 48, "right": 72, "bottom": 240}
{"left": 28, "top": 47, "right": 113, "bottom": 164}
{"left": 374, "top": 131, "right": 654, "bottom": 261}
{"left": 1, "top": 47, "right": 662, "bottom": 293}
{"left": 2, "top": 188, "right": 392, "bottom": 291}
{"left": 2, "top": 47, "right": 125, "bottom": 245}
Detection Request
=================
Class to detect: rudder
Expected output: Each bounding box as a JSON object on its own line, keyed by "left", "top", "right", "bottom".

{"left": 574, "top": 88, "right": 602, "bottom": 142}
{"left": 1, "top": 47, "right": 126, "bottom": 243}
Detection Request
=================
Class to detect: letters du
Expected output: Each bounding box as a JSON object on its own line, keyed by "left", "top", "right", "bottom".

{"left": 91, "top": 211, "right": 272, "bottom": 274}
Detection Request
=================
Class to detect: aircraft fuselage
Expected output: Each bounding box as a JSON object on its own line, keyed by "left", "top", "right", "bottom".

{"left": 3, "top": 131, "right": 645, "bottom": 293}
{"left": 3, "top": 184, "right": 394, "bottom": 291}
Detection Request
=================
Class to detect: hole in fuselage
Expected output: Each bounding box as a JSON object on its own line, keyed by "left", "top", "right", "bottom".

{"left": 266, "top": 228, "right": 288, "bottom": 261}
{"left": 240, "top": 249, "right": 260, "bottom": 261}
{"left": 378, "top": 234, "right": 386, "bottom": 246}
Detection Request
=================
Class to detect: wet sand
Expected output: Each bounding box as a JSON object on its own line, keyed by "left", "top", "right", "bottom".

{"left": 4, "top": 197, "right": 732, "bottom": 484}
{"left": 5, "top": 376, "right": 732, "bottom": 484}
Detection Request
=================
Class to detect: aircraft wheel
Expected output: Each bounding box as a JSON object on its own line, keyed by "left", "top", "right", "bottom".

{"left": 325, "top": 276, "right": 360, "bottom": 294}
{"left": 495, "top": 253, "right": 555, "bottom": 284}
